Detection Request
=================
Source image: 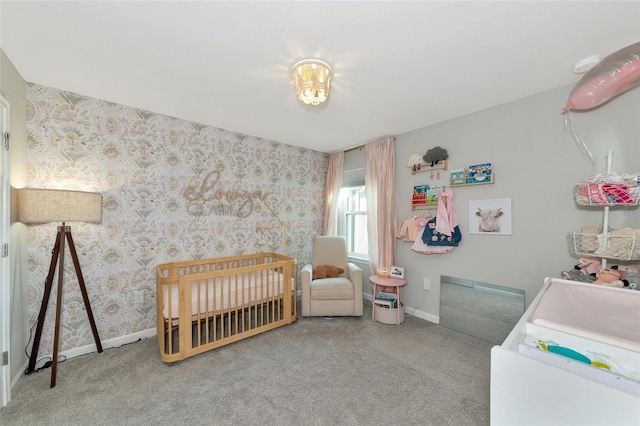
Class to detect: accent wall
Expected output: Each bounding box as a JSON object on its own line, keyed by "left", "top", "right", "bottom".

{"left": 25, "top": 84, "right": 327, "bottom": 356}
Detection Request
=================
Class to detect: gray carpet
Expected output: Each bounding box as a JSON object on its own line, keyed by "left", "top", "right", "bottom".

{"left": 0, "top": 304, "right": 492, "bottom": 426}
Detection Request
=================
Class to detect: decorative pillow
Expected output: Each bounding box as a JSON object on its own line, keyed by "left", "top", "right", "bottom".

{"left": 312, "top": 264, "right": 345, "bottom": 280}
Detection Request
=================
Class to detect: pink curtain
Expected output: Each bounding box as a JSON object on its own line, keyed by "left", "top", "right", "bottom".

{"left": 323, "top": 152, "right": 344, "bottom": 235}
{"left": 365, "top": 137, "right": 397, "bottom": 275}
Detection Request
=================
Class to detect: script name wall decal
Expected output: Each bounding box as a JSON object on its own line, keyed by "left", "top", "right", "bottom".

{"left": 184, "top": 170, "right": 268, "bottom": 218}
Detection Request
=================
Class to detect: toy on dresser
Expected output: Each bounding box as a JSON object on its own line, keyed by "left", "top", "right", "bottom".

{"left": 561, "top": 257, "right": 601, "bottom": 283}
{"left": 592, "top": 264, "right": 640, "bottom": 289}
{"left": 561, "top": 258, "right": 639, "bottom": 289}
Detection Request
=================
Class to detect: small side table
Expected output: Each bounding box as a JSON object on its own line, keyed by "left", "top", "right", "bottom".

{"left": 370, "top": 275, "right": 407, "bottom": 325}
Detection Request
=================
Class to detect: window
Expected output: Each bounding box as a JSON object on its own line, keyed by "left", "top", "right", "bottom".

{"left": 337, "top": 186, "right": 368, "bottom": 258}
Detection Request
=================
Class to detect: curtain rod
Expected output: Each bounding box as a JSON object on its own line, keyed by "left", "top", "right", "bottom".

{"left": 341, "top": 136, "right": 396, "bottom": 154}
{"left": 343, "top": 144, "right": 364, "bottom": 153}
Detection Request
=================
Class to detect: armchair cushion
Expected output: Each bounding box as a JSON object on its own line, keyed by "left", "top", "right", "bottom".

{"left": 310, "top": 277, "right": 354, "bottom": 300}
{"left": 312, "top": 264, "right": 345, "bottom": 280}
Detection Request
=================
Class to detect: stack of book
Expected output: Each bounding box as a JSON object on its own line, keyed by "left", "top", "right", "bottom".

{"left": 412, "top": 185, "right": 429, "bottom": 206}
{"left": 374, "top": 291, "right": 398, "bottom": 309}
{"left": 468, "top": 163, "right": 492, "bottom": 183}
{"left": 426, "top": 185, "right": 446, "bottom": 204}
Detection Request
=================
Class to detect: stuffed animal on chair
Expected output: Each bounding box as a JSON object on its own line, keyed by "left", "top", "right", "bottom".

{"left": 312, "top": 264, "right": 345, "bottom": 280}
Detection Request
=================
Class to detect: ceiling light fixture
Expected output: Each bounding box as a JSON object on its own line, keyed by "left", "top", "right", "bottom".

{"left": 291, "top": 59, "right": 333, "bottom": 105}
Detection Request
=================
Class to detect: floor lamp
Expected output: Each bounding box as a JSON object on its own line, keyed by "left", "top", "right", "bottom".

{"left": 18, "top": 188, "right": 103, "bottom": 388}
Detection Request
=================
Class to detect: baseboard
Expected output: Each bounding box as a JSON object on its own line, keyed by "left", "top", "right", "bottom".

{"left": 405, "top": 306, "right": 439, "bottom": 324}
{"left": 40, "top": 328, "right": 157, "bottom": 363}
{"left": 9, "top": 328, "right": 157, "bottom": 392}
{"left": 13, "top": 360, "right": 28, "bottom": 389}
{"left": 365, "top": 292, "right": 439, "bottom": 324}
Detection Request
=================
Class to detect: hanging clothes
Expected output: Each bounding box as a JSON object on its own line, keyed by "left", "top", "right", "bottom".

{"left": 395, "top": 216, "right": 421, "bottom": 242}
{"left": 396, "top": 214, "right": 433, "bottom": 242}
{"left": 436, "top": 188, "right": 459, "bottom": 236}
{"left": 412, "top": 226, "right": 454, "bottom": 254}
{"left": 422, "top": 217, "right": 461, "bottom": 246}
{"left": 422, "top": 188, "right": 461, "bottom": 247}
{"left": 411, "top": 215, "right": 454, "bottom": 254}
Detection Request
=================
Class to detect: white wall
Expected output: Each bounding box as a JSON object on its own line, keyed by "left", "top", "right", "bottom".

{"left": 395, "top": 84, "right": 640, "bottom": 322}
{"left": 0, "top": 49, "right": 28, "bottom": 391}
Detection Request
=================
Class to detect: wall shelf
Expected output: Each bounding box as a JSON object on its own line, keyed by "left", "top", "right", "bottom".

{"left": 450, "top": 174, "right": 495, "bottom": 187}
{"left": 411, "top": 204, "right": 438, "bottom": 212}
{"left": 410, "top": 160, "right": 448, "bottom": 175}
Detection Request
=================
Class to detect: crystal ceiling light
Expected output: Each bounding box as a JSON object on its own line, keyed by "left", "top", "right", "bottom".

{"left": 291, "top": 59, "right": 333, "bottom": 105}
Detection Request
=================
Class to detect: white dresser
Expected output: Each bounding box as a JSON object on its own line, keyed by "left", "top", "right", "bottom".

{"left": 490, "top": 277, "right": 640, "bottom": 426}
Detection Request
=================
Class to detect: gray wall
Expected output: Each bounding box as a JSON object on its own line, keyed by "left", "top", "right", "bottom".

{"left": 395, "top": 84, "right": 640, "bottom": 323}
{"left": 0, "top": 49, "right": 28, "bottom": 388}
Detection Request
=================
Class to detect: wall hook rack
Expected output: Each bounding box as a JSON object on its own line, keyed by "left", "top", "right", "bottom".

{"left": 411, "top": 160, "right": 448, "bottom": 175}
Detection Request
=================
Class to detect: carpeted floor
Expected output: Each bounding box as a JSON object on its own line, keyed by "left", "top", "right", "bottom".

{"left": 0, "top": 304, "right": 493, "bottom": 426}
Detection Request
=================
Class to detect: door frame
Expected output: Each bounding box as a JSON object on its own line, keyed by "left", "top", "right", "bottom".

{"left": 0, "top": 94, "right": 11, "bottom": 407}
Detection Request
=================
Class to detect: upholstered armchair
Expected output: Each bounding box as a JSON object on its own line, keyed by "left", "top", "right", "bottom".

{"left": 301, "top": 236, "right": 363, "bottom": 317}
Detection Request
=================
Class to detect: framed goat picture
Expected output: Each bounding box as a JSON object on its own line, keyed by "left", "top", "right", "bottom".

{"left": 469, "top": 198, "right": 512, "bottom": 236}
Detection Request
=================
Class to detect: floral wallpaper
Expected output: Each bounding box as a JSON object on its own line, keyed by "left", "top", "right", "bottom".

{"left": 26, "top": 83, "right": 327, "bottom": 355}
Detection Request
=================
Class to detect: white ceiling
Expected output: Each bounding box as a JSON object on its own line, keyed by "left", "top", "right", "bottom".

{"left": 1, "top": 1, "right": 639, "bottom": 153}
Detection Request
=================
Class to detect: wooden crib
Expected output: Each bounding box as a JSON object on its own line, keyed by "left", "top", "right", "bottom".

{"left": 156, "top": 252, "right": 297, "bottom": 363}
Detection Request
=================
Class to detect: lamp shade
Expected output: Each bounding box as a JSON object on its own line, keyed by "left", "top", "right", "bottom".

{"left": 291, "top": 59, "right": 333, "bottom": 105}
{"left": 18, "top": 188, "right": 102, "bottom": 224}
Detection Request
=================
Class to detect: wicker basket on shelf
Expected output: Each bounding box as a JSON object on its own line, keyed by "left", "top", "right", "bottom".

{"left": 567, "top": 228, "right": 640, "bottom": 261}
{"left": 574, "top": 176, "right": 639, "bottom": 206}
